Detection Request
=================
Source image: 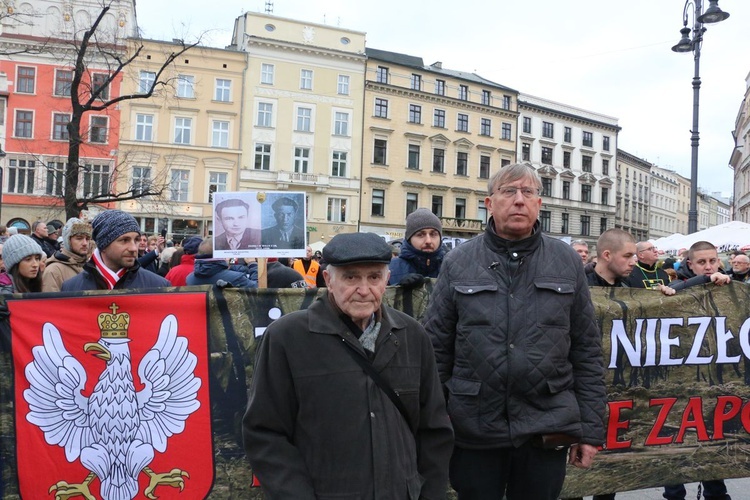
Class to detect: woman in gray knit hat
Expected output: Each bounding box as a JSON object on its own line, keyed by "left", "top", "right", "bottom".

{"left": 1, "top": 234, "right": 45, "bottom": 293}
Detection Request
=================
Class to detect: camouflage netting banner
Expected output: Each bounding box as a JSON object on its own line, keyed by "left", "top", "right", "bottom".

{"left": 1, "top": 282, "right": 750, "bottom": 498}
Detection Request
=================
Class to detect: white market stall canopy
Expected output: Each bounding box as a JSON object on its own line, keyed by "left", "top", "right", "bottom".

{"left": 653, "top": 221, "right": 750, "bottom": 253}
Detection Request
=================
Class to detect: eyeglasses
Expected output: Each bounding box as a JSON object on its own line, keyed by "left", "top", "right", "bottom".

{"left": 495, "top": 186, "right": 540, "bottom": 199}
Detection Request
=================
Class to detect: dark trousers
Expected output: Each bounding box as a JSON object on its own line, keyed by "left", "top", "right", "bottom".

{"left": 449, "top": 443, "right": 567, "bottom": 500}
{"left": 663, "top": 480, "right": 729, "bottom": 500}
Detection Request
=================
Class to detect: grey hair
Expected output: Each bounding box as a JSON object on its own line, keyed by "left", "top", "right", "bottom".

{"left": 570, "top": 239, "right": 589, "bottom": 249}
{"left": 487, "top": 162, "right": 542, "bottom": 195}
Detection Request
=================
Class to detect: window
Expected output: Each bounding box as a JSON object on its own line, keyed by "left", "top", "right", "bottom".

{"left": 132, "top": 166, "right": 152, "bottom": 194}
{"left": 91, "top": 73, "right": 110, "bottom": 100}
{"left": 482, "top": 90, "right": 491, "bottom": 106}
{"left": 135, "top": 114, "right": 153, "bottom": 141}
{"left": 17, "top": 67, "right": 35, "bottom": 93}
{"left": 52, "top": 113, "right": 70, "bottom": 140}
{"left": 433, "top": 148, "right": 445, "bottom": 173}
{"left": 458, "top": 85, "right": 468, "bottom": 101}
{"left": 561, "top": 213, "right": 569, "bottom": 234}
{"left": 563, "top": 181, "right": 570, "bottom": 200}
{"left": 257, "top": 102, "right": 273, "bottom": 127}
{"left": 334, "top": 112, "right": 349, "bottom": 136}
{"left": 582, "top": 131, "right": 593, "bottom": 147}
{"left": 174, "top": 117, "right": 192, "bottom": 144}
{"left": 541, "top": 177, "right": 552, "bottom": 197}
{"left": 254, "top": 143, "right": 271, "bottom": 170}
{"left": 581, "top": 215, "right": 591, "bottom": 236}
{"left": 261, "top": 63, "right": 274, "bottom": 84}
{"left": 600, "top": 217, "right": 608, "bottom": 235}
{"left": 435, "top": 79, "right": 445, "bottom": 95}
{"left": 170, "top": 169, "right": 190, "bottom": 201}
{"left": 456, "top": 152, "right": 468, "bottom": 176}
{"left": 480, "top": 118, "right": 491, "bottom": 136}
{"left": 215, "top": 79, "right": 231, "bottom": 101}
{"left": 411, "top": 74, "right": 421, "bottom": 90}
{"left": 296, "top": 107, "right": 312, "bottom": 131}
{"left": 337, "top": 74, "right": 350, "bottom": 95}
{"left": 15, "top": 110, "right": 33, "bottom": 138}
{"left": 406, "top": 193, "right": 418, "bottom": 215}
{"left": 502, "top": 159, "right": 510, "bottom": 167}
{"left": 408, "top": 144, "right": 420, "bottom": 169}
{"left": 502, "top": 95, "right": 511, "bottom": 110}
{"left": 455, "top": 198, "right": 466, "bottom": 219}
{"left": 602, "top": 159, "right": 610, "bottom": 176}
{"left": 332, "top": 151, "right": 347, "bottom": 177}
{"left": 563, "top": 151, "right": 571, "bottom": 168}
{"left": 501, "top": 122, "right": 512, "bottom": 140}
{"left": 582, "top": 184, "right": 592, "bottom": 203}
{"left": 212, "top": 120, "right": 229, "bottom": 148}
{"left": 542, "top": 121, "right": 554, "bottom": 139}
{"left": 46, "top": 161, "right": 65, "bottom": 195}
{"left": 139, "top": 70, "right": 155, "bottom": 93}
{"left": 7, "top": 158, "right": 35, "bottom": 193}
{"left": 177, "top": 75, "right": 194, "bottom": 98}
{"left": 564, "top": 126, "right": 572, "bottom": 143}
{"left": 376, "top": 66, "right": 389, "bottom": 84}
{"left": 479, "top": 155, "right": 490, "bottom": 179}
{"left": 208, "top": 171, "right": 227, "bottom": 202}
{"left": 374, "top": 139, "right": 387, "bottom": 165}
{"left": 478, "top": 201, "right": 487, "bottom": 222}
{"left": 409, "top": 104, "right": 422, "bottom": 124}
{"left": 540, "top": 210, "right": 551, "bottom": 232}
{"left": 433, "top": 109, "right": 445, "bottom": 128}
{"left": 521, "top": 143, "right": 530, "bottom": 161}
{"left": 300, "top": 69, "right": 314, "bottom": 90}
{"left": 294, "top": 147, "right": 310, "bottom": 173}
{"left": 54, "top": 70, "right": 73, "bottom": 97}
{"left": 432, "top": 196, "right": 443, "bottom": 217}
{"left": 582, "top": 155, "right": 592, "bottom": 172}
{"left": 372, "top": 189, "right": 385, "bottom": 216}
{"left": 541, "top": 146, "right": 553, "bottom": 165}
{"left": 83, "top": 163, "right": 110, "bottom": 197}
{"left": 90, "top": 116, "right": 108, "bottom": 143}
{"left": 457, "top": 113, "right": 468, "bottom": 132}
{"left": 603, "top": 136, "right": 610, "bottom": 151}
{"left": 523, "top": 117, "right": 531, "bottom": 134}
{"left": 374, "top": 98, "right": 388, "bottom": 118}
{"left": 601, "top": 187, "right": 609, "bottom": 205}
{"left": 327, "top": 197, "right": 346, "bottom": 222}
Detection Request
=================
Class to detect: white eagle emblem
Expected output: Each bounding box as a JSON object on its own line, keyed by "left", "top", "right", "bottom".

{"left": 23, "top": 305, "right": 201, "bottom": 500}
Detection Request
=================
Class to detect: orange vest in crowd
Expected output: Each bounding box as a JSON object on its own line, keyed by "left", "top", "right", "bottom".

{"left": 292, "top": 259, "right": 319, "bottom": 287}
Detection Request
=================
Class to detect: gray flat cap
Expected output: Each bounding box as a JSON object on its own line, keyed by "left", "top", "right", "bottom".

{"left": 323, "top": 233, "right": 392, "bottom": 266}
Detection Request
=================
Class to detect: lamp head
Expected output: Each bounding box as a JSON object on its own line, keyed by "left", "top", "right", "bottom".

{"left": 698, "top": 0, "right": 730, "bottom": 24}
{"left": 671, "top": 26, "right": 693, "bottom": 53}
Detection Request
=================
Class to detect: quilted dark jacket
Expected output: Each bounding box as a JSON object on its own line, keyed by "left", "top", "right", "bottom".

{"left": 423, "top": 220, "right": 606, "bottom": 449}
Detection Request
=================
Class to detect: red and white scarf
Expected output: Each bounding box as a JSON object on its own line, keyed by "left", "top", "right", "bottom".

{"left": 92, "top": 248, "right": 126, "bottom": 289}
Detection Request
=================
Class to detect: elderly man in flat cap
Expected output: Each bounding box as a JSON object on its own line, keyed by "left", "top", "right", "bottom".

{"left": 243, "top": 232, "right": 453, "bottom": 499}
{"left": 61, "top": 210, "right": 170, "bottom": 291}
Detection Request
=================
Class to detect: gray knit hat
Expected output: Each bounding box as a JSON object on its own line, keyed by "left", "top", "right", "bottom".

{"left": 3, "top": 234, "right": 44, "bottom": 272}
{"left": 405, "top": 208, "right": 442, "bottom": 242}
{"left": 92, "top": 210, "right": 141, "bottom": 250}
{"left": 62, "top": 217, "right": 93, "bottom": 252}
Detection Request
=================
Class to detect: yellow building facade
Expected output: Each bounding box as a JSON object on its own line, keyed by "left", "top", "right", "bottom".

{"left": 359, "top": 48, "right": 518, "bottom": 241}
{"left": 117, "top": 39, "right": 247, "bottom": 242}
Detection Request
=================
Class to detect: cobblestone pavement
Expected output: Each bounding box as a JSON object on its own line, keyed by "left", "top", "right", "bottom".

{"left": 583, "top": 478, "right": 749, "bottom": 499}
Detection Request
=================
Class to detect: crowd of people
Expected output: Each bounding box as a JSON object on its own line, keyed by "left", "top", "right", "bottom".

{"left": 1, "top": 162, "right": 744, "bottom": 499}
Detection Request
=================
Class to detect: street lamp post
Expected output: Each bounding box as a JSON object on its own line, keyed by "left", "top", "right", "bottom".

{"left": 0, "top": 145, "right": 6, "bottom": 225}
{"left": 671, "top": 0, "right": 729, "bottom": 234}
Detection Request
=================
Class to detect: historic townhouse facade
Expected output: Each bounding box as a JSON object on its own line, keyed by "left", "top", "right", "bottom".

{"left": 0, "top": 0, "right": 135, "bottom": 230}
{"left": 731, "top": 72, "right": 750, "bottom": 222}
{"left": 615, "top": 149, "right": 651, "bottom": 241}
{"left": 675, "top": 173, "right": 691, "bottom": 235}
{"left": 230, "top": 13, "right": 366, "bottom": 246}
{"left": 360, "top": 48, "right": 518, "bottom": 241}
{"left": 116, "top": 39, "right": 246, "bottom": 242}
{"left": 518, "top": 95, "right": 619, "bottom": 247}
{"left": 648, "top": 164, "right": 680, "bottom": 239}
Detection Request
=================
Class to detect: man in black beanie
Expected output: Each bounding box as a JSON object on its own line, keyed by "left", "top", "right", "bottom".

{"left": 388, "top": 207, "right": 445, "bottom": 286}
{"left": 61, "top": 210, "right": 170, "bottom": 291}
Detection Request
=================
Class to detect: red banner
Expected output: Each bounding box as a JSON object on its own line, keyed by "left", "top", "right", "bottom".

{"left": 9, "top": 293, "right": 214, "bottom": 500}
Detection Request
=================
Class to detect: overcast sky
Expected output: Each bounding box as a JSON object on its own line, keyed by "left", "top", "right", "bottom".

{"left": 137, "top": 0, "right": 749, "bottom": 196}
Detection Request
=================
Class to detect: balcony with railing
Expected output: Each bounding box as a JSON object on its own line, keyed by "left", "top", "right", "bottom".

{"left": 439, "top": 217, "right": 484, "bottom": 233}
{"left": 240, "top": 169, "right": 360, "bottom": 191}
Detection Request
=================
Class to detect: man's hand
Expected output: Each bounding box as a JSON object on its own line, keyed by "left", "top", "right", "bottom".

{"left": 157, "top": 236, "right": 166, "bottom": 252}
{"left": 568, "top": 443, "right": 597, "bottom": 469}
{"left": 710, "top": 273, "right": 731, "bottom": 286}
{"left": 656, "top": 284, "right": 676, "bottom": 296}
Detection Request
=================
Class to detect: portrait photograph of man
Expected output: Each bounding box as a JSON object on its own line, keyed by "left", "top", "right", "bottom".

{"left": 261, "top": 193, "right": 306, "bottom": 251}
{"left": 213, "top": 194, "right": 262, "bottom": 257}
